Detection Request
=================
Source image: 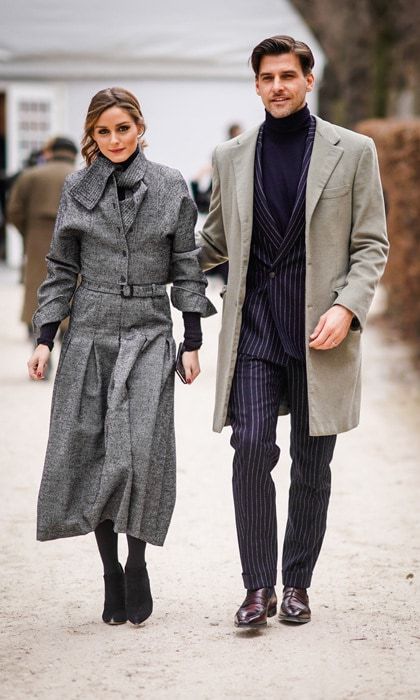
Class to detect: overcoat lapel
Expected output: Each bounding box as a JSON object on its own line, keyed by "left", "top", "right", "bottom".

{"left": 231, "top": 127, "right": 260, "bottom": 267}
{"left": 305, "top": 117, "right": 344, "bottom": 226}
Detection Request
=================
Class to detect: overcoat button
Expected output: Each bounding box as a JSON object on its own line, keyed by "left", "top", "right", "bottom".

{"left": 120, "top": 275, "right": 126, "bottom": 283}
{"left": 122, "top": 250, "right": 127, "bottom": 257}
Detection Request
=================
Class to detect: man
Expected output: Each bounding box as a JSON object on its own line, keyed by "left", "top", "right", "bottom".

{"left": 197, "top": 36, "right": 388, "bottom": 627}
{"left": 7, "top": 136, "right": 78, "bottom": 342}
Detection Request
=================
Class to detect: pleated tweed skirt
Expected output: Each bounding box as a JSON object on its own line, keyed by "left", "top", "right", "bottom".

{"left": 37, "top": 284, "right": 176, "bottom": 545}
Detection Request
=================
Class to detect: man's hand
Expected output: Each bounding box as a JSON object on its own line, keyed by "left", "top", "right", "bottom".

{"left": 182, "top": 350, "right": 201, "bottom": 384}
{"left": 309, "top": 305, "right": 354, "bottom": 351}
{"left": 28, "top": 344, "right": 51, "bottom": 380}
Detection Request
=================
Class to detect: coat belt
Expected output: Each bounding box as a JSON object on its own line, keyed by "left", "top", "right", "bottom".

{"left": 80, "top": 278, "right": 167, "bottom": 298}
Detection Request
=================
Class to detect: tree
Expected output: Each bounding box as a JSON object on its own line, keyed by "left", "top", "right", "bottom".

{"left": 291, "top": 0, "right": 420, "bottom": 125}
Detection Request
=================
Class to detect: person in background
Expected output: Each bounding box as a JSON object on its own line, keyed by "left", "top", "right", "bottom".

{"left": 4, "top": 147, "right": 46, "bottom": 195}
{"left": 191, "top": 123, "right": 243, "bottom": 285}
{"left": 7, "top": 138, "right": 78, "bottom": 342}
{"left": 26, "top": 87, "right": 215, "bottom": 627}
{"left": 191, "top": 124, "right": 243, "bottom": 215}
{"left": 0, "top": 147, "right": 45, "bottom": 262}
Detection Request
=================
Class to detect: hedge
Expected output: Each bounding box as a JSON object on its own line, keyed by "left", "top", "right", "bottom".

{"left": 357, "top": 119, "right": 420, "bottom": 351}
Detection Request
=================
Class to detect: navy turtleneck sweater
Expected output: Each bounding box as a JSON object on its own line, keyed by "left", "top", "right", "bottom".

{"left": 262, "top": 104, "right": 311, "bottom": 234}
{"left": 37, "top": 147, "right": 202, "bottom": 352}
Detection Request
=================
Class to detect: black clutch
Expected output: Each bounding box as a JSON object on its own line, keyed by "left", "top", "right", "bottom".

{"left": 175, "top": 342, "right": 187, "bottom": 384}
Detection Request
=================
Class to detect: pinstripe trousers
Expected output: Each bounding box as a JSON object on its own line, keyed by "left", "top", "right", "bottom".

{"left": 229, "top": 354, "right": 336, "bottom": 590}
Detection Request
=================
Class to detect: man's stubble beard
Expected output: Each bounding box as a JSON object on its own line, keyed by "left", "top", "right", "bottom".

{"left": 268, "top": 96, "right": 306, "bottom": 119}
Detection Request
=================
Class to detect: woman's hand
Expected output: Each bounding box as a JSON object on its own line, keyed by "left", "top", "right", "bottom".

{"left": 182, "top": 350, "right": 201, "bottom": 384}
{"left": 28, "top": 344, "right": 51, "bottom": 380}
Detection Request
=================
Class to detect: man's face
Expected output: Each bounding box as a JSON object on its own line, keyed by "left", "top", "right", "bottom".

{"left": 255, "top": 53, "right": 314, "bottom": 118}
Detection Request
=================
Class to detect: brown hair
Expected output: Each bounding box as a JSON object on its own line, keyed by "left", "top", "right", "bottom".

{"left": 250, "top": 35, "right": 314, "bottom": 77}
{"left": 81, "top": 87, "right": 147, "bottom": 166}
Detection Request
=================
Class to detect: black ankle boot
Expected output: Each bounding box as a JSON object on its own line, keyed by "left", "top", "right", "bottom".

{"left": 125, "top": 564, "right": 153, "bottom": 625}
{"left": 102, "top": 563, "right": 127, "bottom": 625}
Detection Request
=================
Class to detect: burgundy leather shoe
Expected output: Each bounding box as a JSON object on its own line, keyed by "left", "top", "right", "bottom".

{"left": 234, "top": 587, "right": 277, "bottom": 628}
{"left": 278, "top": 586, "right": 311, "bottom": 624}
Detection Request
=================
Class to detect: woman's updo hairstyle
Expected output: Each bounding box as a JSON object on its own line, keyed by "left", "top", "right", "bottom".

{"left": 81, "top": 87, "right": 147, "bottom": 166}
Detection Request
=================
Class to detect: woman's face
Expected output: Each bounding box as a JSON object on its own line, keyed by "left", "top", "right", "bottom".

{"left": 93, "top": 106, "right": 141, "bottom": 163}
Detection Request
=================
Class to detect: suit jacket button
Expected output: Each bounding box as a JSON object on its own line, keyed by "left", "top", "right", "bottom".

{"left": 120, "top": 275, "right": 126, "bottom": 283}
{"left": 269, "top": 271, "right": 276, "bottom": 279}
{"left": 122, "top": 250, "right": 127, "bottom": 257}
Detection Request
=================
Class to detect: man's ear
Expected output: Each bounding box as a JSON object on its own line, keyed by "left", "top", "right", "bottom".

{"left": 306, "top": 73, "right": 315, "bottom": 93}
{"left": 255, "top": 77, "right": 261, "bottom": 96}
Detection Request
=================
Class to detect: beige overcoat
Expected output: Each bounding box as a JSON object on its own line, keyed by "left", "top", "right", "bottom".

{"left": 197, "top": 116, "right": 389, "bottom": 436}
{"left": 7, "top": 156, "right": 75, "bottom": 326}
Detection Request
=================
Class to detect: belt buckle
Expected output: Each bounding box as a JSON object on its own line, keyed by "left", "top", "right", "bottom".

{"left": 120, "top": 284, "right": 134, "bottom": 298}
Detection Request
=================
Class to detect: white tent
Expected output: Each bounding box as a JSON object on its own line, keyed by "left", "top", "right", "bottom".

{"left": 1, "top": 0, "right": 324, "bottom": 81}
{"left": 1, "top": 0, "right": 325, "bottom": 264}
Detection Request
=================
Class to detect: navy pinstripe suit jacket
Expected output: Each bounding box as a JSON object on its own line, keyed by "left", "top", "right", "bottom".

{"left": 238, "top": 117, "right": 316, "bottom": 364}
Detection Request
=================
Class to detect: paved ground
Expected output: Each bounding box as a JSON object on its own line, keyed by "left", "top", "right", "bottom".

{"left": 0, "top": 265, "right": 419, "bottom": 700}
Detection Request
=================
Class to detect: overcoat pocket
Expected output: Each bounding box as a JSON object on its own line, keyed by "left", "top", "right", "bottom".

{"left": 320, "top": 185, "right": 351, "bottom": 199}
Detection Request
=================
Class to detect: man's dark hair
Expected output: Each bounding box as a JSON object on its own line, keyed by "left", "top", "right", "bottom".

{"left": 250, "top": 35, "right": 314, "bottom": 77}
{"left": 50, "top": 136, "right": 78, "bottom": 155}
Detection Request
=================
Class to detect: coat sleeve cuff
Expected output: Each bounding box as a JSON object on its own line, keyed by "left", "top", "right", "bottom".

{"left": 32, "top": 303, "right": 71, "bottom": 334}
{"left": 332, "top": 297, "right": 363, "bottom": 330}
{"left": 170, "top": 285, "right": 217, "bottom": 317}
{"left": 170, "top": 247, "right": 217, "bottom": 317}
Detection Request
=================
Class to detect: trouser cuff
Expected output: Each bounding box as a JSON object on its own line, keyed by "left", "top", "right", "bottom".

{"left": 282, "top": 569, "right": 312, "bottom": 589}
{"left": 242, "top": 572, "right": 277, "bottom": 590}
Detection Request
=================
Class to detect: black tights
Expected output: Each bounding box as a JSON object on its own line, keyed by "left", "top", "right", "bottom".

{"left": 94, "top": 520, "right": 146, "bottom": 574}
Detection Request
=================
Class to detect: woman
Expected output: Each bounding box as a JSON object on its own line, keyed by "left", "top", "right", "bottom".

{"left": 28, "top": 87, "right": 216, "bottom": 626}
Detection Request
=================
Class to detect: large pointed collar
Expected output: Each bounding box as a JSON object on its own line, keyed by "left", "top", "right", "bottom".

{"left": 232, "top": 115, "right": 341, "bottom": 154}
{"left": 69, "top": 148, "right": 148, "bottom": 210}
{"left": 305, "top": 117, "right": 344, "bottom": 223}
{"left": 313, "top": 116, "right": 341, "bottom": 146}
{"left": 233, "top": 125, "right": 261, "bottom": 152}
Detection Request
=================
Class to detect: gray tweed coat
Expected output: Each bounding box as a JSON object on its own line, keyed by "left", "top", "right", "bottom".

{"left": 33, "top": 149, "right": 216, "bottom": 544}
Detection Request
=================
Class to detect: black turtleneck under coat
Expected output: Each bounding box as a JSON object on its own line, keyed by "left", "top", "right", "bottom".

{"left": 262, "top": 104, "right": 311, "bottom": 233}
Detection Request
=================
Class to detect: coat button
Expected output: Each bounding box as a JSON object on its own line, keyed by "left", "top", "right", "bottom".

{"left": 122, "top": 250, "right": 127, "bottom": 257}
{"left": 120, "top": 275, "right": 126, "bottom": 283}
{"left": 269, "top": 271, "right": 276, "bottom": 279}
{"left": 128, "top": 227, "right": 133, "bottom": 233}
